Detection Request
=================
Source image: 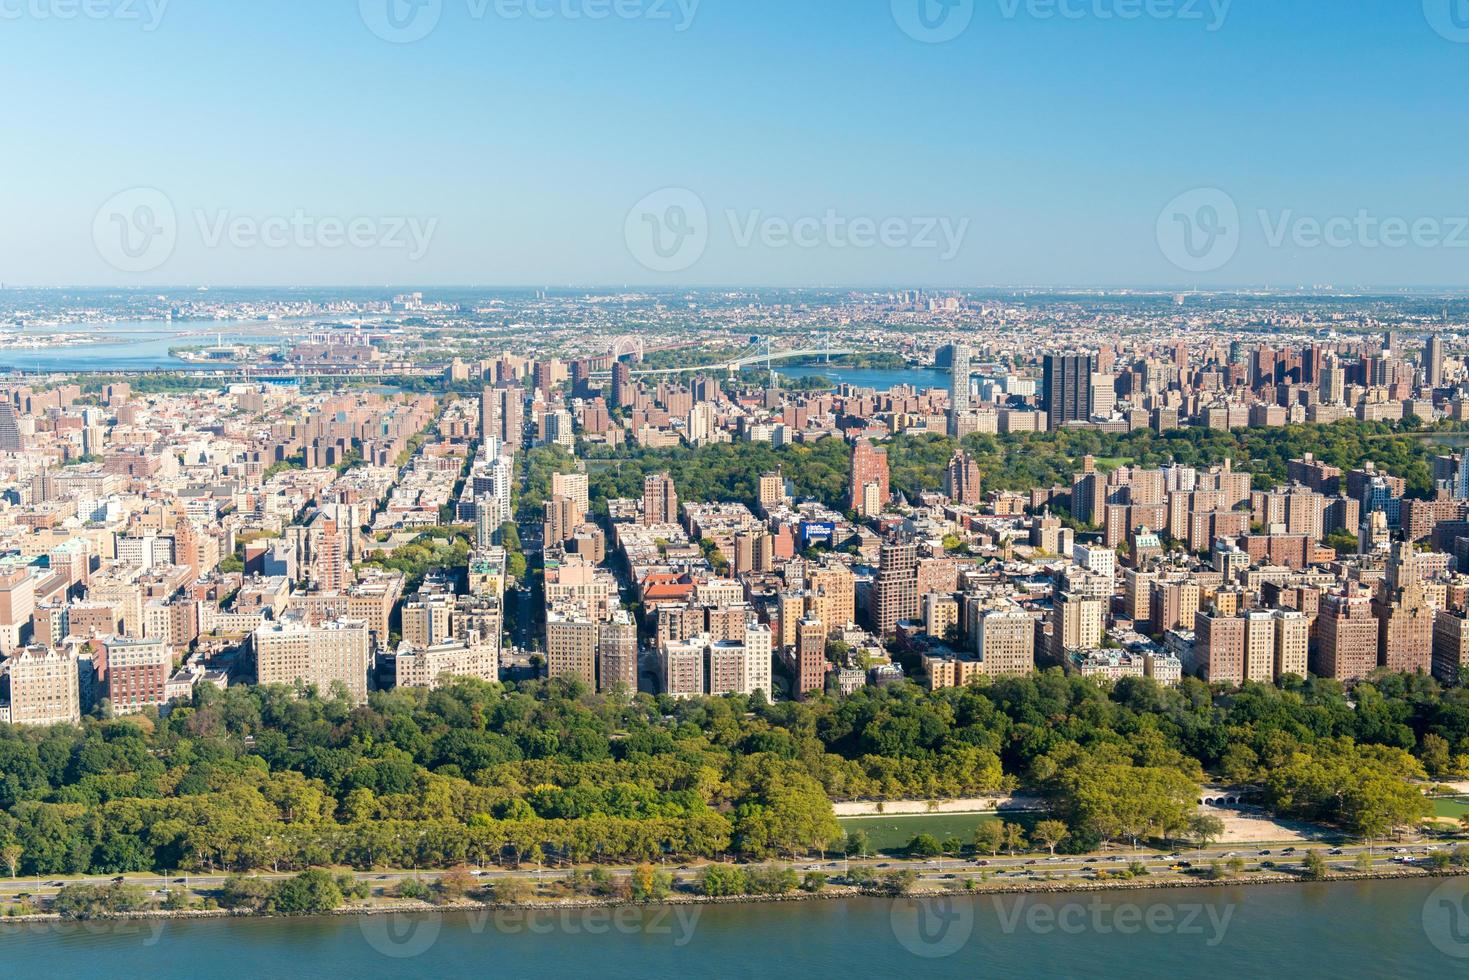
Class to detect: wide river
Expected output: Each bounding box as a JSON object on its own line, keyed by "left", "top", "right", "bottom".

{"left": 2, "top": 879, "right": 1465, "bottom": 977}
{"left": 0, "top": 319, "right": 313, "bottom": 373}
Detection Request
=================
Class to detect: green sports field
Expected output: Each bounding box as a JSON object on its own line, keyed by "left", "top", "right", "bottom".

{"left": 838, "top": 812, "right": 1034, "bottom": 852}
{"left": 1432, "top": 796, "right": 1469, "bottom": 820}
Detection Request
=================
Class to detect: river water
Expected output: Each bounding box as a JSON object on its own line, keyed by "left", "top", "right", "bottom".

{"left": 777, "top": 365, "right": 950, "bottom": 391}
{"left": 0, "top": 319, "right": 307, "bottom": 372}
{"left": 1, "top": 878, "right": 1464, "bottom": 978}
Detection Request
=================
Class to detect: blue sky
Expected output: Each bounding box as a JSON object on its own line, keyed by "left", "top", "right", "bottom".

{"left": 2, "top": 0, "right": 1468, "bottom": 288}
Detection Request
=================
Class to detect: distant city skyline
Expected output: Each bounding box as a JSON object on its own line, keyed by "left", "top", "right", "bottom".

{"left": 4, "top": 3, "right": 1469, "bottom": 287}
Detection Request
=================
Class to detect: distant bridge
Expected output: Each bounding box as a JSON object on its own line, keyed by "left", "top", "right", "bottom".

{"left": 590, "top": 347, "right": 857, "bottom": 378}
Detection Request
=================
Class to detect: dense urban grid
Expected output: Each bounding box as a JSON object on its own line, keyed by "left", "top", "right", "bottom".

{"left": 2, "top": 288, "right": 1469, "bottom": 915}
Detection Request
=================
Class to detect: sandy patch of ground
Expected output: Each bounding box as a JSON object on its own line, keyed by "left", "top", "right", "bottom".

{"left": 832, "top": 796, "right": 1043, "bottom": 816}
{"left": 1204, "top": 807, "right": 1334, "bottom": 844}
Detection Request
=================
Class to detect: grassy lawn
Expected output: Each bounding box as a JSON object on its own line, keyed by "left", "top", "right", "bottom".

{"left": 1432, "top": 796, "right": 1469, "bottom": 819}
{"left": 838, "top": 812, "right": 1035, "bottom": 852}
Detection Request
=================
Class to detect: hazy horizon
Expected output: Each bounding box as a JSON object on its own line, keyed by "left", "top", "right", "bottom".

{"left": 5, "top": 2, "right": 1469, "bottom": 288}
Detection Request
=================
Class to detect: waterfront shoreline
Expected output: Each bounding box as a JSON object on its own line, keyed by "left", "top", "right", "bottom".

{"left": 4, "top": 865, "right": 1464, "bottom": 928}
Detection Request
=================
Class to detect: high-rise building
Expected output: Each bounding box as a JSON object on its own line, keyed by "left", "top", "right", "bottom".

{"left": 848, "top": 440, "right": 890, "bottom": 516}
{"left": 758, "top": 469, "right": 788, "bottom": 515}
{"left": 254, "top": 619, "right": 372, "bottom": 704}
{"left": 611, "top": 361, "right": 635, "bottom": 409}
{"left": 944, "top": 450, "right": 982, "bottom": 505}
{"left": 4, "top": 644, "right": 81, "bottom": 726}
{"left": 744, "top": 623, "right": 773, "bottom": 697}
{"left": 974, "top": 607, "right": 1034, "bottom": 676}
{"left": 1193, "top": 609, "right": 1245, "bottom": 684}
{"left": 597, "top": 613, "right": 639, "bottom": 693}
{"left": 1314, "top": 589, "right": 1378, "bottom": 682}
{"left": 661, "top": 635, "right": 706, "bottom": 697}
{"left": 395, "top": 641, "right": 496, "bottom": 690}
{"left": 0, "top": 401, "right": 23, "bottom": 452}
{"left": 401, "top": 592, "right": 455, "bottom": 649}
{"left": 1426, "top": 334, "right": 1446, "bottom": 388}
{"left": 481, "top": 385, "right": 524, "bottom": 450}
{"left": 546, "top": 614, "right": 598, "bottom": 688}
{"left": 1274, "top": 609, "right": 1310, "bottom": 678}
{"left": 551, "top": 471, "right": 590, "bottom": 513}
{"left": 1049, "top": 592, "right": 1104, "bottom": 660}
{"left": 1375, "top": 540, "right": 1433, "bottom": 674}
{"left": 873, "top": 540, "right": 918, "bottom": 636}
{"left": 807, "top": 564, "right": 856, "bottom": 631}
{"left": 1432, "top": 608, "right": 1469, "bottom": 685}
{"left": 544, "top": 495, "right": 583, "bottom": 547}
{"left": 104, "top": 636, "right": 172, "bottom": 714}
{"left": 1043, "top": 353, "right": 1095, "bottom": 430}
{"left": 687, "top": 402, "right": 716, "bottom": 446}
{"left": 0, "top": 568, "right": 37, "bottom": 654}
{"left": 794, "top": 616, "right": 827, "bottom": 697}
{"left": 948, "top": 343, "right": 971, "bottom": 436}
{"left": 642, "top": 473, "right": 679, "bottom": 526}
